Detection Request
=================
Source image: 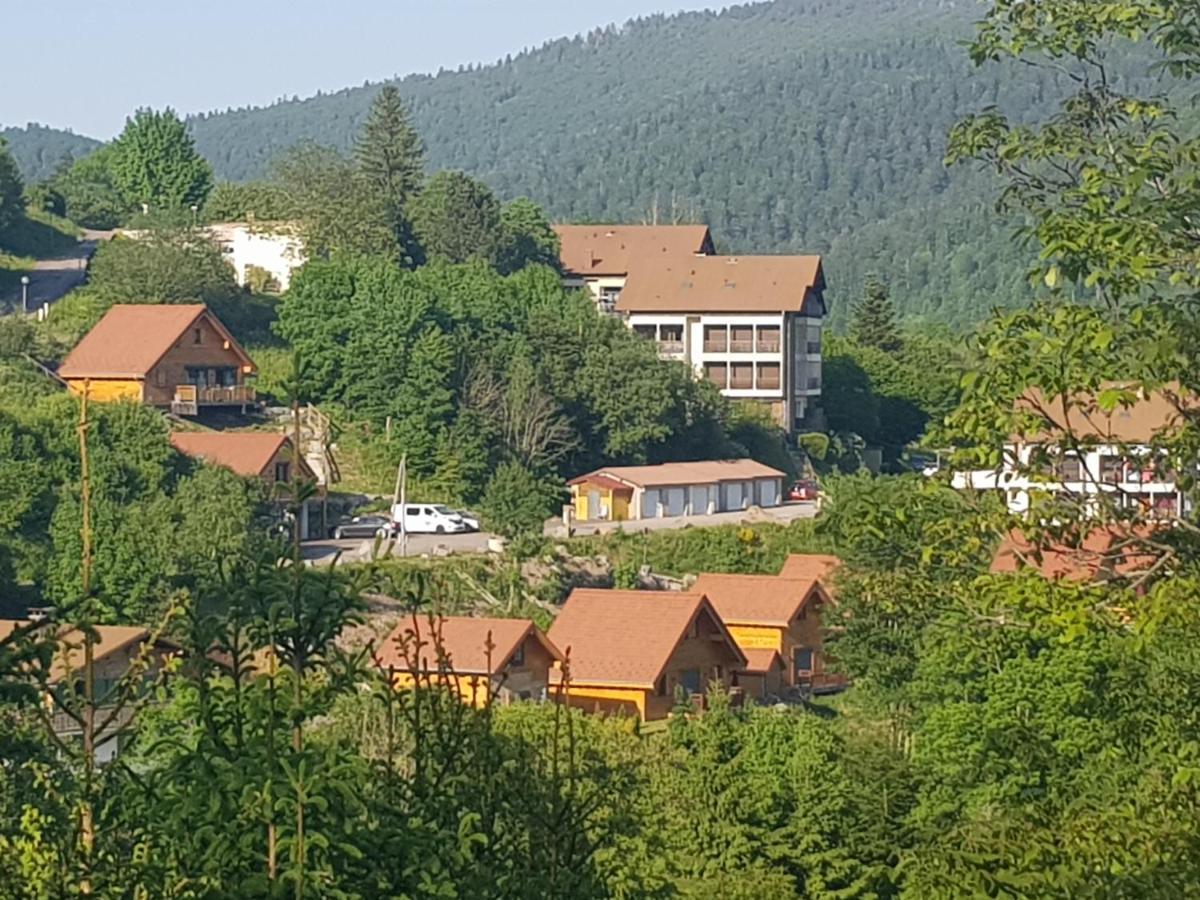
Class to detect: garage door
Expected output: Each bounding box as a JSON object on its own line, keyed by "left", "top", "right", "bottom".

{"left": 665, "top": 487, "right": 687, "bottom": 517}
{"left": 641, "top": 489, "right": 660, "bottom": 518}
{"left": 757, "top": 479, "right": 779, "bottom": 507}
{"left": 689, "top": 485, "right": 711, "bottom": 515}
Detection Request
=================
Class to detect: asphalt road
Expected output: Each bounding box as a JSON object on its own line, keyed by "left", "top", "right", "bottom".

{"left": 551, "top": 500, "right": 819, "bottom": 537}
{"left": 2, "top": 231, "right": 109, "bottom": 315}
{"left": 302, "top": 530, "right": 496, "bottom": 565}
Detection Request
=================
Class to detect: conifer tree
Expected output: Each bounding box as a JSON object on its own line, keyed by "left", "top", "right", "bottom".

{"left": 354, "top": 85, "right": 424, "bottom": 216}
{"left": 850, "top": 276, "right": 902, "bottom": 354}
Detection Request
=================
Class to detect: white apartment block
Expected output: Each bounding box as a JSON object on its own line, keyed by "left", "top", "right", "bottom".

{"left": 953, "top": 387, "right": 1190, "bottom": 519}
{"left": 554, "top": 225, "right": 826, "bottom": 433}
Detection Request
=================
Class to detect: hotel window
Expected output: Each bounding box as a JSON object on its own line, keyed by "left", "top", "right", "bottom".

{"left": 730, "top": 325, "right": 754, "bottom": 352}
{"left": 807, "top": 376, "right": 821, "bottom": 390}
{"left": 757, "top": 363, "right": 781, "bottom": 389}
{"left": 1056, "top": 455, "right": 1083, "bottom": 481}
{"left": 756, "top": 326, "right": 781, "bottom": 352}
{"left": 704, "top": 363, "right": 728, "bottom": 388}
{"left": 704, "top": 325, "right": 727, "bottom": 352}
{"left": 633, "top": 324, "right": 656, "bottom": 340}
{"left": 730, "top": 362, "right": 754, "bottom": 389}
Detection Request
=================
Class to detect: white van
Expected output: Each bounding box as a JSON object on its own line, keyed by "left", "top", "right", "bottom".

{"left": 390, "top": 503, "right": 470, "bottom": 534}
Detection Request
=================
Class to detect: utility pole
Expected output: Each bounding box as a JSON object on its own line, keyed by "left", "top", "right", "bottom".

{"left": 391, "top": 455, "right": 408, "bottom": 558}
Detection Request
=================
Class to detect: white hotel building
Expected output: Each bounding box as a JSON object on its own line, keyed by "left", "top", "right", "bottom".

{"left": 555, "top": 225, "right": 826, "bottom": 434}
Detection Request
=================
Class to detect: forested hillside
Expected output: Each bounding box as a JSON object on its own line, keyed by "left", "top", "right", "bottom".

{"left": 1, "top": 124, "right": 101, "bottom": 183}
{"left": 2, "top": 0, "right": 1152, "bottom": 325}
{"left": 182, "top": 0, "right": 1074, "bottom": 328}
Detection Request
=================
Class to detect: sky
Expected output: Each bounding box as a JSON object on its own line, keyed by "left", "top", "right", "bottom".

{"left": 0, "top": 1, "right": 720, "bottom": 140}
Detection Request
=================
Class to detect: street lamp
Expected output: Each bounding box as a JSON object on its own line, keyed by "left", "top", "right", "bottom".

{"left": 20, "top": 275, "right": 29, "bottom": 315}
{"left": 191, "top": 203, "right": 199, "bottom": 226}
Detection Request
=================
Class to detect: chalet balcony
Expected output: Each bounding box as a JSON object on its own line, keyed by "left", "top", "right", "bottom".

{"left": 729, "top": 377, "right": 755, "bottom": 390}
{"left": 729, "top": 339, "right": 755, "bottom": 353}
{"left": 757, "top": 375, "right": 781, "bottom": 390}
{"left": 703, "top": 340, "right": 728, "bottom": 353}
{"left": 658, "top": 340, "right": 685, "bottom": 355}
{"left": 171, "top": 384, "right": 256, "bottom": 415}
{"left": 756, "top": 340, "right": 781, "bottom": 353}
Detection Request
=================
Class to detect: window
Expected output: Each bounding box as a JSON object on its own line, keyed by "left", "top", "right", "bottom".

{"left": 274, "top": 462, "right": 290, "bottom": 483}
{"left": 599, "top": 287, "right": 621, "bottom": 309}
{"left": 1099, "top": 455, "right": 1123, "bottom": 484}
{"left": 806, "top": 376, "right": 821, "bottom": 390}
{"left": 704, "top": 363, "right": 727, "bottom": 388}
{"left": 756, "top": 362, "right": 781, "bottom": 389}
{"left": 730, "top": 325, "right": 754, "bottom": 352}
{"left": 807, "top": 340, "right": 822, "bottom": 355}
{"left": 633, "top": 324, "right": 656, "bottom": 340}
{"left": 193, "top": 328, "right": 203, "bottom": 345}
{"left": 730, "top": 363, "right": 753, "bottom": 389}
{"left": 1056, "top": 455, "right": 1083, "bottom": 481}
{"left": 659, "top": 324, "right": 683, "bottom": 342}
{"left": 679, "top": 669, "right": 701, "bottom": 695}
{"left": 793, "top": 647, "right": 814, "bottom": 674}
{"left": 704, "top": 325, "right": 727, "bottom": 352}
{"left": 154, "top": 368, "right": 167, "bottom": 387}
{"left": 756, "top": 326, "right": 781, "bottom": 352}
{"left": 510, "top": 642, "right": 525, "bottom": 667}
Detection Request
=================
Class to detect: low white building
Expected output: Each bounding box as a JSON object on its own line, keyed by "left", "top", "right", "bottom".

{"left": 554, "top": 225, "right": 826, "bottom": 434}
{"left": 953, "top": 387, "right": 1191, "bottom": 519}
{"left": 207, "top": 222, "right": 306, "bottom": 292}
{"left": 568, "top": 458, "right": 786, "bottom": 523}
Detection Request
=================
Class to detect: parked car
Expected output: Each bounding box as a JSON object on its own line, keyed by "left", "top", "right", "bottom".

{"left": 330, "top": 515, "right": 393, "bottom": 540}
{"left": 389, "top": 503, "right": 470, "bottom": 534}
{"left": 787, "top": 479, "right": 820, "bottom": 502}
{"left": 454, "top": 509, "right": 481, "bottom": 532}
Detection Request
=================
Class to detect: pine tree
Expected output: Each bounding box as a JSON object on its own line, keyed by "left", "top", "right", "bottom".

{"left": 850, "top": 276, "right": 903, "bottom": 354}
{"left": 354, "top": 85, "right": 424, "bottom": 216}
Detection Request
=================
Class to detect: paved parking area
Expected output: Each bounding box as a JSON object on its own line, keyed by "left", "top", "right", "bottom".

{"left": 552, "top": 501, "right": 819, "bottom": 537}
{"left": 301, "top": 530, "right": 495, "bottom": 565}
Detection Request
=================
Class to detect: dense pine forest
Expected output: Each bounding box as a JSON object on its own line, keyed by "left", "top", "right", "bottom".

{"left": 3, "top": 0, "right": 1140, "bottom": 328}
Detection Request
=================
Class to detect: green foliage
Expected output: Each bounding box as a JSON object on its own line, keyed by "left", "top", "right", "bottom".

{"left": 85, "top": 227, "right": 238, "bottom": 304}
{"left": 496, "top": 197, "right": 561, "bottom": 275}
{"left": 354, "top": 84, "right": 424, "bottom": 220}
{"left": 480, "top": 461, "right": 561, "bottom": 538}
{"left": 273, "top": 142, "right": 398, "bottom": 259}
{"left": 0, "top": 137, "right": 25, "bottom": 238}
{"left": 52, "top": 145, "right": 125, "bottom": 229}
{"left": 276, "top": 256, "right": 739, "bottom": 501}
{"left": 202, "top": 179, "right": 293, "bottom": 222}
{"left": 408, "top": 170, "right": 502, "bottom": 265}
{"left": 108, "top": 107, "right": 213, "bottom": 212}
{"left": 850, "top": 276, "right": 902, "bottom": 353}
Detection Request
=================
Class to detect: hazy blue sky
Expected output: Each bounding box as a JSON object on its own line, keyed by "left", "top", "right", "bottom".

{"left": 1, "top": 1, "right": 719, "bottom": 139}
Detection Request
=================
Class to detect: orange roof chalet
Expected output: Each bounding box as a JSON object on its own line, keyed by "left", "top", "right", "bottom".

{"left": 549, "top": 590, "right": 747, "bottom": 688}
{"left": 554, "top": 224, "right": 713, "bottom": 278}
{"left": 690, "top": 573, "right": 828, "bottom": 628}
{"left": 616, "top": 254, "right": 824, "bottom": 314}
{"left": 375, "top": 616, "right": 563, "bottom": 677}
{"left": 58, "top": 304, "right": 255, "bottom": 379}
{"left": 1013, "top": 384, "right": 1193, "bottom": 445}
{"left": 170, "top": 432, "right": 307, "bottom": 479}
{"left": 778, "top": 554, "right": 843, "bottom": 583}
{"left": 0, "top": 620, "right": 168, "bottom": 684}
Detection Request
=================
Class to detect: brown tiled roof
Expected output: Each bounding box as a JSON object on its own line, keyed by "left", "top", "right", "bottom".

{"left": 170, "top": 432, "right": 306, "bottom": 479}
{"left": 1015, "top": 384, "right": 1192, "bottom": 444}
{"left": 548, "top": 590, "right": 746, "bottom": 688}
{"left": 778, "top": 554, "right": 843, "bottom": 582}
{"left": 48, "top": 625, "right": 152, "bottom": 684}
{"left": 571, "top": 458, "right": 784, "bottom": 490}
{"left": 58, "top": 304, "right": 255, "bottom": 379}
{"left": 738, "top": 648, "right": 784, "bottom": 674}
{"left": 555, "top": 224, "right": 712, "bottom": 277}
{"left": 0, "top": 620, "right": 165, "bottom": 684}
{"left": 375, "top": 616, "right": 562, "bottom": 676}
{"left": 567, "top": 473, "right": 633, "bottom": 492}
{"left": 616, "top": 254, "right": 823, "bottom": 313}
{"left": 990, "top": 526, "right": 1161, "bottom": 583}
{"left": 691, "top": 574, "right": 826, "bottom": 628}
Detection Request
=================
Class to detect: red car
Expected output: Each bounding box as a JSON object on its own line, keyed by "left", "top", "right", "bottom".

{"left": 787, "top": 480, "right": 819, "bottom": 501}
